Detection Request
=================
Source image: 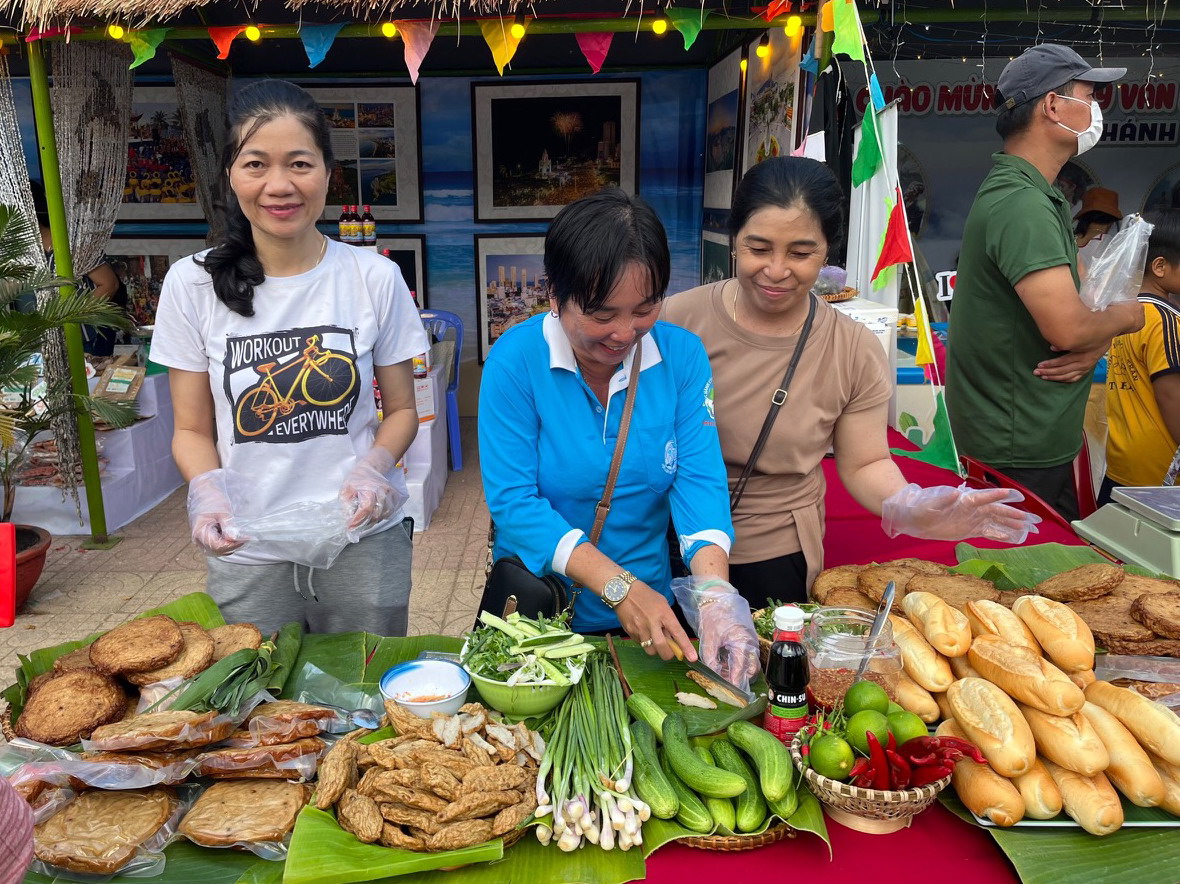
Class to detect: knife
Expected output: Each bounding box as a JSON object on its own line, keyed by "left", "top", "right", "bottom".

{"left": 667, "top": 639, "right": 755, "bottom": 707}
{"left": 854, "top": 580, "right": 895, "bottom": 682}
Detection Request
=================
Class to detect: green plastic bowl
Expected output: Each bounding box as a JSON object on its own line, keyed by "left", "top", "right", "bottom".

{"left": 467, "top": 671, "right": 574, "bottom": 718}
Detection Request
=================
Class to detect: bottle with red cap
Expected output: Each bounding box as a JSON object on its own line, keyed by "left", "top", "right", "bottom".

{"left": 763, "top": 605, "right": 811, "bottom": 746}
{"left": 361, "top": 204, "right": 376, "bottom": 247}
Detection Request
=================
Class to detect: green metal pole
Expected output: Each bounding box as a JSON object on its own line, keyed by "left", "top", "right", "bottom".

{"left": 26, "top": 40, "right": 115, "bottom": 546}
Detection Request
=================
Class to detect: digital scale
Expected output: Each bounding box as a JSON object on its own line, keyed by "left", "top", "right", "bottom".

{"left": 1073, "top": 486, "right": 1180, "bottom": 577}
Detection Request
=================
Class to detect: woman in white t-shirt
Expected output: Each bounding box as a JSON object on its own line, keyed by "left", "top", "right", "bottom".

{"left": 151, "top": 80, "right": 427, "bottom": 636}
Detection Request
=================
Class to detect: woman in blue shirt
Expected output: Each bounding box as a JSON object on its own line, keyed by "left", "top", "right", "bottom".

{"left": 479, "top": 190, "right": 735, "bottom": 662}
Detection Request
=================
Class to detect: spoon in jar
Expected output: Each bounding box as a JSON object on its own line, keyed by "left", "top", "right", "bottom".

{"left": 854, "top": 581, "right": 895, "bottom": 682}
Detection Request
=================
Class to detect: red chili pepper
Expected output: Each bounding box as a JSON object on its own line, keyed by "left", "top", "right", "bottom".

{"left": 898, "top": 735, "right": 987, "bottom": 766}
{"left": 885, "top": 749, "right": 912, "bottom": 789}
{"left": 905, "top": 751, "right": 938, "bottom": 767}
{"left": 910, "top": 763, "right": 955, "bottom": 787}
{"left": 849, "top": 758, "right": 871, "bottom": 780}
{"left": 854, "top": 770, "right": 876, "bottom": 788}
{"left": 866, "top": 731, "right": 890, "bottom": 791}
{"left": 934, "top": 737, "right": 986, "bottom": 765}
{"left": 887, "top": 732, "right": 897, "bottom": 752}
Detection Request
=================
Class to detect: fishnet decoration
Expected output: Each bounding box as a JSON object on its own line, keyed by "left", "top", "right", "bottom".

{"left": 0, "top": 54, "right": 42, "bottom": 269}
{"left": 172, "top": 54, "right": 228, "bottom": 245}
{"left": 286, "top": 0, "right": 537, "bottom": 18}
{"left": 8, "top": 0, "right": 219, "bottom": 32}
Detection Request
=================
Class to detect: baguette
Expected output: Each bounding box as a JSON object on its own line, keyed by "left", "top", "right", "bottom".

{"left": 1084, "top": 680, "right": 1180, "bottom": 766}
{"left": 1012, "top": 758, "right": 1063, "bottom": 820}
{"left": 936, "top": 719, "right": 1025, "bottom": 826}
{"left": 947, "top": 677, "right": 1036, "bottom": 777}
{"left": 934, "top": 690, "right": 955, "bottom": 723}
{"left": 1150, "top": 755, "right": 1180, "bottom": 815}
{"left": 967, "top": 635, "right": 1085, "bottom": 716}
{"left": 964, "top": 599, "right": 1041, "bottom": 655}
{"left": 1042, "top": 760, "right": 1124, "bottom": 836}
{"left": 1069, "top": 669, "right": 1096, "bottom": 690}
{"left": 1017, "top": 704, "right": 1110, "bottom": 777}
{"left": 949, "top": 653, "right": 982, "bottom": 681}
{"left": 894, "top": 672, "right": 940, "bottom": 723}
{"left": 1012, "top": 595, "right": 1095, "bottom": 673}
{"left": 1079, "top": 702, "right": 1165, "bottom": 807}
{"left": 902, "top": 591, "right": 973, "bottom": 657}
{"left": 889, "top": 614, "right": 954, "bottom": 693}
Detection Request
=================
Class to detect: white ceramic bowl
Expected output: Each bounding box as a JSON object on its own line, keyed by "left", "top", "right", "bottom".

{"left": 379, "top": 659, "right": 470, "bottom": 719}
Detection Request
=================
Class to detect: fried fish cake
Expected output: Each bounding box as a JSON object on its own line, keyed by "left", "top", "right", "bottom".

{"left": 51, "top": 645, "right": 94, "bottom": 673}
{"left": 127, "top": 622, "right": 215, "bottom": 686}
{"left": 15, "top": 667, "right": 126, "bottom": 746}
{"left": 1033, "top": 563, "right": 1124, "bottom": 603}
{"left": 88, "top": 615, "right": 184, "bottom": 676}
{"left": 822, "top": 587, "right": 877, "bottom": 610}
{"left": 34, "top": 787, "right": 176, "bottom": 875}
{"left": 1100, "top": 636, "right": 1180, "bottom": 656}
{"left": 857, "top": 566, "right": 918, "bottom": 606}
{"left": 336, "top": 789, "right": 383, "bottom": 843}
{"left": 882, "top": 558, "right": 950, "bottom": 576}
{"left": 87, "top": 709, "right": 220, "bottom": 752}
{"left": 1068, "top": 596, "right": 1156, "bottom": 642}
{"left": 208, "top": 623, "right": 264, "bottom": 661}
{"left": 194, "top": 737, "right": 325, "bottom": 778}
{"left": 1111, "top": 678, "right": 1180, "bottom": 700}
{"left": 427, "top": 819, "right": 493, "bottom": 851}
{"left": 179, "top": 780, "right": 309, "bottom": 846}
{"left": 906, "top": 574, "right": 1000, "bottom": 610}
{"left": 810, "top": 565, "right": 865, "bottom": 604}
{"left": 1131, "top": 592, "right": 1180, "bottom": 639}
{"left": 461, "top": 764, "right": 531, "bottom": 792}
{"left": 1107, "top": 573, "right": 1180, "bottom": 602}
{"left": 315, "top": 738, "right": 359, "bottom": 809}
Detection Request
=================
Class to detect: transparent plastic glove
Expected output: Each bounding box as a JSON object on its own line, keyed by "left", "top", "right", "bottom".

{"left": 670, "top": 576, "right": 761, "bottom": 692}
{"left": 187, "top": 468, "right": 248, "bottom": 556}
{"left": 339, "top": 448, "right": 407, "bottom": 537}
{"left": 881, "top": 483, "right": 1042, "bottom": 545}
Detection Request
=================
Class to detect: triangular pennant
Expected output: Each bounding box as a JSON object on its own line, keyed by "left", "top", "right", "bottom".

{"left": 128, "top": 29, "right": 169, "bottom": 68}
{"left": 800, "top": 36, "right": 819, "bottom": 75}
{"left": 575, "top": 32, "right": 612, "bottom": 74}
{"left": 479, "top": 18, "right": 526, "bottom": 76}
{"left": 666, "top": 8, "right": 710, "bottom": 50}
{"left": 869, "top": 72, "right": 886, "bottom": 111}
{"left": 25, "top": 26, "right": 81, "bottom": 41}
{"left": 209, "top": 26, "right": 245, "bottom": 60}
{"left": 914, "top": 290, "right": 935, "bottom": 367}
{"left": 752, "top": 0, "right": 792, "bottom": 22}
{"left": 872, "top": 190, "right": 915, "bottom": 281}
{"left": 831, "top": 0, "right": 865, "bottom": 61}
{"left": 851, "top": 106, "right": 881, "bottom": 187}
{"left": 396, "top": 20, "right": 439, "bottom": 84}
{"left": 891, "top": 390, "right": 962, "bottom": 474}
{"left": 300, "top": 23, "right": 345, "bottom": 68}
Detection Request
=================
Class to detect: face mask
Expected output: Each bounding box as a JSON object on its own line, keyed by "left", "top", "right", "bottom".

{"left": 1054, "top": 95, "right": 1103, "bottom": 156}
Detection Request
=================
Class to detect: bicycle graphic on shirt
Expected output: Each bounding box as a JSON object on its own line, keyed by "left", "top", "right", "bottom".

{"left": 233, "top": 334, "right": 357, "bottom": 437}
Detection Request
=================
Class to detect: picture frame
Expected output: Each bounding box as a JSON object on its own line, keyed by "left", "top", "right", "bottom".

{"left": 376, "top": 234, "right": 428, "bottom": 306}
{"left": 704, "top": 48, "right": 745, "bottom": 211}
{"left": 474, "top": 234, "right": 547, "bottom": 362}
{"left": 701, "top": 231, "right": 732, "bottom": 286}
{"left": 104, "top": 238, "right": 209, "bottom": 326}
{"left": 121, "top": 87, "right": 204, "bottom": 221}
{"left": 741, "top": 30, "right": 802, "bottom": 173}
{"left": 471, "top": 79, "right": 640, "bottom": 222}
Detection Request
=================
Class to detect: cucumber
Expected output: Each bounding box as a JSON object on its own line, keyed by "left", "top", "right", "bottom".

{"left": 626, "top": 691, "right": 667, "bottom": 742}
{"left": 726, "top": 720, "right": 795, "bottom": 803}
{"left": 711, "top": 739, "right": 767, "bottom": 832}
{"left": 693, "top": 745, "right": 736, "bottom": 834}
{"left": 765, "top": 783, "right": 799, "bottom": 821}
{"left": 663, "top": 713, "right": 746, "bottom": 798}
{"left": 630, "top": 720, "right": 679, "bottom": 819}
{"left": 661, "top": 751, "right": 714, "bottom": 833}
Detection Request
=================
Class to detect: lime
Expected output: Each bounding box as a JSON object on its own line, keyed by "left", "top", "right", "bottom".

{"left": 810, "top": 734, "right": 856, "bottom": 780}
{"left": 845, "top": 710, "right": 891, "bottom": 756}
{"left": 888, "top": 710, "right": 929, "bottom": 746}
{"left": 886, "top": 701, "right": 905, "bottom": 716}
{"left": 843, "top": 680, "right": 890, "bottom": 717}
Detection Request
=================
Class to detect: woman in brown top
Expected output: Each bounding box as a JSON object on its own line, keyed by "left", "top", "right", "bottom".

{"left": 663, "top": 158, "right": 1039, "bottom": 605}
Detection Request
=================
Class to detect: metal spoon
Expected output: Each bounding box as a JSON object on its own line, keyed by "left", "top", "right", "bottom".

{"left": 311, "top": 701, "right": 382, "bottom": 731}
{"left": 854, "top": 580, "right": 895, "bottom": 682}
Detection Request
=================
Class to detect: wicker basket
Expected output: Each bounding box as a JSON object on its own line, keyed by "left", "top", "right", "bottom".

{"left": 753, "top": 607, "right": 773, "bottom": 669}
{"left": 679, "top": 820, "right": 796, "bottom": 851}
{"left": 819, "top": 286, "right": 858, "bottom": 303}
{"left": 789, "top": 733, "right": 950, "bottom": 834}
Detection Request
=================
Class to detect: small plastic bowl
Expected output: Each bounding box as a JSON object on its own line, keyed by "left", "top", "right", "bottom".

{"left": 379, "top": 659, "right": 470, "bottom": 719}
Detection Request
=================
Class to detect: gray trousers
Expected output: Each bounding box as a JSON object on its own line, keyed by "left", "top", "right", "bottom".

{"left": 204, "top": 519, "right": 413, "bottom": 637}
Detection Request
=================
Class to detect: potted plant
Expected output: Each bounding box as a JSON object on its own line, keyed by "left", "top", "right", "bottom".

{"left": 0, "top": 202, "right": 136, "bottom": 610}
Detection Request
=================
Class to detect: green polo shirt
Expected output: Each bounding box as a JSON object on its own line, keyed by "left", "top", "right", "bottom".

{"left": 946, "top": 152, "right": 1086, "bottom": 469}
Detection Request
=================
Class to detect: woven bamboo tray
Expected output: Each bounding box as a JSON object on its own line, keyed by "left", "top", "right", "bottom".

{"left": 820, "top": 286, "right": 858, "bottom": 303}
{"left": 753, "top": 607, "right": 773, "bottom": 669}
{"left": 789, "top": 734, "right": 949, "bottom": 835}
{"left": 679, "top": 820, "right": 795, "bottom": 851}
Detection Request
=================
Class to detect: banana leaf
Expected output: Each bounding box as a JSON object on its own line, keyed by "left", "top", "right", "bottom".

{"left": 22, "top": 841, "right": 263, "bottom": 884}
{"left": 387, "top": 836, "right": 644, "bottom": 884}
{"left": 939, "top": 793, "right": 1180, "bottom": 884}
{"left": 266, "top": 622, "right": 305, "bottom": 695}
{"left": 953, "top": 542, "right": 1112, "bottom": 587}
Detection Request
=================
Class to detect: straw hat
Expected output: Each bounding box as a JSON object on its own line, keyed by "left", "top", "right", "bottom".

{"left": 1074, "top": 187, "right": 1122, "bottom": 220}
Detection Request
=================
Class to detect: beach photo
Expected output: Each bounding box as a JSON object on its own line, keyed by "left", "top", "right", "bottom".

{"left": 706, "top": 89, "right": 739, "bottom": 174}
{"left": 361, "top": 159, "right": 399, "bottom": 205}
{"left": 359, "top": 129, "right": 398, "bottom": 159}
{"left": 742, "top": 30, "right": 801, "bottom": 172}
{"left": 475, "top": 235, "right": 548, "bottom": 359}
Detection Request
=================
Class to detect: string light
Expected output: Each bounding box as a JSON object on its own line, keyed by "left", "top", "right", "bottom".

{"left": 381, "top": 22, "right": 397, "bottom": 38}
{"left": 756, "top": 32, "right": 771, "bottom": 58}
{"left": 510, "top": 14, "right": 526, "bottom": 39}
{"left": 784, "top": 15, "right": 802, "bottom": 38}
{"left": 740, "top": 58, "right": 748, "bottom": 73}
{"left": 652, "top": 17, "right": 668, "bottom": 35}
{"left": 106, "top": 23, "right": 124, "bottom": 39}
{"left": 245, "top": 25, "right": 261, "bottom": 41}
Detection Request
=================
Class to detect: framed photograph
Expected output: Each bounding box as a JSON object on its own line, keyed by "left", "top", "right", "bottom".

{"left": 105, "top": 238, "right": 208, "bottom": 326}
{"left": 701, "top": 231, "right": 732, "bottom": 285}
{"left": 121, "top": 88, "right": 203, "bottom": 221}
{"left": 306, "top": 87, "right": 424, "bottom": 223}
{"left": 377, "top": 234, "right": 428, "bottom": 305}
{"left": 472, "top": 80, "right": 640, "bottom": 222}
{"left": 475, "top": 234, "right": 547, "bottom": 361}
{"left": 704, "top": 48, "right": 744, "bottom": 211}
{"left": 741, "top": 30, "right": 801, "bottom": 173}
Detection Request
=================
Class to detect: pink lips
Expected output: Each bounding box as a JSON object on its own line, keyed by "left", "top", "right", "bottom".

{"left": 263, "top": 204, "right": 302, "bottom": 219}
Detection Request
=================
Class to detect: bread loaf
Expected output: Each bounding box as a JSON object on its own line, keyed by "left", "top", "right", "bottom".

{"left": 1043, "top": 760, "right": 1124, "bottom": 836}
{"left": 968, "top": 635, "right": 1085, "bottom": 716}
{"left": 934, "top": 690, "right": 955, "bottom": 723}
{"left": 894, "top": 672, "right": 940, "bottom": 724}
{"left": 947, "top": 677, "right": 1036, "bottom": 777}
{"left": 949, "top": 653, "right": 982, "bottom": 681}
{"left": 1012, "top": 595, "right": 1095, "bottom": 673}
{"left": 1084, "top": 680, "right": 1180, "bottom": 766}
{"left": 936, "top": 719, "right": 1025, "bottom": 826}
{"left": 1151, "top": 755, "right": 1180, "bottom": 815}
{"left": 1079, "top": 701, "right": 1165, "bottom": 807}
{"left": 890, "top": 614, "right": 954, "bottom": 693}
{"left": 964, "top": 599, "right": 1041, "bottom": 655}
{"left": 1017, "top": 704, "right": 1110, "bottom": 777}
{"left": 902, "top": 591, "right": 972, "bottom": 657}
{"left": 1069, "top": 669, "right": 1096, "bottom": 690}
{"left": 1012, "top": 758, "right": 1063, "bottom": 820}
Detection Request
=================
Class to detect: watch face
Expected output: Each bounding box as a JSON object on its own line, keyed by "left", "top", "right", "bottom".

{"left": 603, "top": 577, "right": 627, "bottom": 604}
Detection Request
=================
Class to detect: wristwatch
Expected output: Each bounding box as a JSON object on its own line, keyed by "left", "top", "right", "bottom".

{"left": 601, "top": 571, "right": 637, "bottom": 609}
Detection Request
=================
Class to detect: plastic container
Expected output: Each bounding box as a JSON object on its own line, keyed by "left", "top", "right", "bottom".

{"left": 379, "top": 659, "right": 470, "bottom": 719}
{"left": 803, "top": 607, "right": 902, "bottom": 711}
{"left": 764, "top": 605, "right": 810, "bottom": 746}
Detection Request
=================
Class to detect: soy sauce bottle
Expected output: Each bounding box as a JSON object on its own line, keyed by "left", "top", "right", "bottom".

{"left": 763, "top": 605, "right": 810, "bottom": 746}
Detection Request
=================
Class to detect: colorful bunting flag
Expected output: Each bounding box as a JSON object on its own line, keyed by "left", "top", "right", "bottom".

{"left": 208, "top": 26, "right": 245, "bottom": 60}
{"left": 914, "top": 288, "right": 936, "bottom": 368}
{"left": 871, "top": 189, "right": 915, "bottom": 281}
{"left": 479, "top": 18, "right": 526, "bottom": 76}
{"left": 831, "top": 0, "right": 865, "bottom": 61}
{"left": 891, "top": 390, "right": 962, "bottom": 474}
{"left": 24, "top": 26, "right": 81, "bottom": 41}
{"left": 869, "top": 72, "right": 886, "bottom": 111}
{"left": 575, "top": 32, "right": 612, "bottom": 74}
{"left": 800, "top": 36, "right": 819, "bottom": 75}
{"left": 127, "top": 29, "right": 168, "bottom": 68}
{"left": 300, "top": 23, "right": 345, "bottom": 68}
{"left": 396, "top": 20, "right": 439, "bottom": 84}
{"left": 752, "top": 0, "right": 792, "bottom": 23}
{"left": 666, "top": 8, "right": 710, "bottom": 50}
{"left": 851, "top": 106, "right": 881, "bottom": 187}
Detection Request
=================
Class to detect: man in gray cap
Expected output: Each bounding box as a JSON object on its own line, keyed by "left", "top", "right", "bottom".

{"left": 946, "top": 45, "right": 1144, "bottom": 521}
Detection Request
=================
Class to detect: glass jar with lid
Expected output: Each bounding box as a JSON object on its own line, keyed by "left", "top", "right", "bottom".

{"left": 803, "top": 607, "right": 903, "bottom": 710}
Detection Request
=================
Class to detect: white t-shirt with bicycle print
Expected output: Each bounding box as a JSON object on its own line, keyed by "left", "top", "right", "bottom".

{"left": 152, "top": 239, "right": 428, "bottom": 565}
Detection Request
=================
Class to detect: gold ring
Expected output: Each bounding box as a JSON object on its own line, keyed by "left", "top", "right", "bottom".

{"left": 640, "top": 639, "right": 653, "bottom": 648}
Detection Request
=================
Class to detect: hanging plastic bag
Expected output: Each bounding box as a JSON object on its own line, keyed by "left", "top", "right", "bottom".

{"left": 232, "top": 500, "right": 353, "bottom": 570}
{"left": 1079, "top": 213, "right": 1153, "bottom": 311}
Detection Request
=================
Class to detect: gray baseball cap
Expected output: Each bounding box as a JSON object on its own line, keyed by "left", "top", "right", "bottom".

{"left": 997, "top": 44, "right": 1125, "bottom": 110}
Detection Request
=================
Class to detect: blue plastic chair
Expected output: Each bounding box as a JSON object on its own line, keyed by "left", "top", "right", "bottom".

{"left": 419, "top": 309, "right": 464, "bottom": 471}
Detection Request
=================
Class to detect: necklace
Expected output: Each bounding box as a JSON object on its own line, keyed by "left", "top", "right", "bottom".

{"left": 731, "top": 281, "right": 739, "bottom": 325}
{"left": 313, "top": 234, "right": 328, "bottom": 267}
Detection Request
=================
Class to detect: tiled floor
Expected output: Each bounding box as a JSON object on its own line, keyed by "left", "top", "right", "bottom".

{"left": 0, "top": 418, "right": 489, "bottom": 673}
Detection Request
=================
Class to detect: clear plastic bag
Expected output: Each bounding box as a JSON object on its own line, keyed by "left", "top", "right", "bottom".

{"left": 1079, "top": 213, "right": 1154, "bottom": 311}
{"left": 233, "top": 499, "right": 353, "bottom": 570}
{"left": 670, "top": 576, "right": 761, "bottom": 693}
{"left": 192, "top": 736, "right": 324, "bottom": 780}
{"left": 2, "top": 738, "right": 198, "bottom": 798}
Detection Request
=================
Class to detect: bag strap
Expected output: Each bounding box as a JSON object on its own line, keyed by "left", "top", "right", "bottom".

{"left": 590, "top": 337, "right": 642, "bottom": 545}
{"left": 730, "top": 294, "right": 819, "bottom": 511}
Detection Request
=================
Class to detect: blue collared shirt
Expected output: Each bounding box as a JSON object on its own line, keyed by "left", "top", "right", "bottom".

{"left": 479, "top": 313, "right": 733, "bottom": 632}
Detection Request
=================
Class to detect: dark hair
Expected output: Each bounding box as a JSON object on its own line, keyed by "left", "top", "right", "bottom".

{"left": 29, "top": 179, "right": 50, "bottom": 228}
{"left": 545, "top": 188, "right": 670, "bottom": 313}
{"left": 996, "top": 79, "right": 1081, "bottom": 140}
{"left": 198, "top": 80, "right": 334, "bottom": 317}
{"left": 1145, "top": 210, "right": 1180, "bottom": 268}
{"left": 1074, "top": 211, "right": 1119, "bottom": 236}
{"left": 729, "top": 157, "right": 844, "bottom": 253}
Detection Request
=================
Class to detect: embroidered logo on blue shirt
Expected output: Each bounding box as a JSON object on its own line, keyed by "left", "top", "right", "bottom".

{"left": 703, "top": 379, "right": 715, "bottom": 420}
{"left": 663, "top": 439, "right": 678, "bottom": 474}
